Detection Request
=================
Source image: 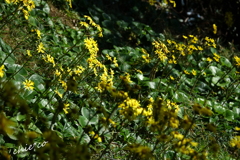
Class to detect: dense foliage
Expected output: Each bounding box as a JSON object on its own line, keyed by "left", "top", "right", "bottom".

{"left": 0, "top": 0, "right": 240, "bottom": 159}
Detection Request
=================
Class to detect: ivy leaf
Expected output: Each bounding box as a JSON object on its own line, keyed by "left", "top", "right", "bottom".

{"left": 78, "top": 116, "right": 88, "bottom": 127}
{"left": 220, "top": 57, "right": 232, "bottom": 68}
{"left": 224, "top": 109, "right": 234, "bottom": 121}
{"left": 214, "top": 105, "right": 226, "bottom": 114}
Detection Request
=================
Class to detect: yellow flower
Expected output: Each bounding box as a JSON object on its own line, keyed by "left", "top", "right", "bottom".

{"left": 207, "top": 57, "right": 213, "bottom": 62}
{"left": 171, "top": 131, "right": 184, "bottom": 140}
{"left": 4, "top": 0, "right": 11, "bottom": 4}
{"left": 55, "top": 69, "right": 61, "bottom": 77}
{"left": 26, "top": 50, "right": 32, "bottom": 57}
{"left": 191, "top": 69, "right": 197, "bottom": 76}
{"left": 36, "top": 29, "right": 41, "bottom": 39}
{"left": 120, "top": 72, "right": 132, "bottom": 83}
{"left": 148, "top": 0, "right": 156, "bottom": 6}
{"left": 63, "top": 103, "right": 70, "bottom": 114}
{"left": 37, "top": 42, "right": 45, "bottom": 53}
{"left": 213, "top": 24, "right": 217, "bottom": 34}
{"left": 66, "top": 0, "right": 72, "bottom": 8}
{"left": 169, "top": 117, "right": 179, "bottom": 128}
{"left": 54, "top": 90, "right": 63, "bottom": 98}
{"left": 42, "top": 54, "right": 55, "bottom": 67}
{"left": 73, "top": 66, "right": 85, "bottom": 75}
{"left": 79, "top": 21, "right": 89, "bottom": 28}
{"left": 213, "top": 53, "right": 220, "bottom": 62}
{"left": 84, "top": 38, "right": 99, "bottom": 55}
{"left": 229, "top": 136, "right": 240, "bottom": 149}
{"left": 23, "top": 79, "right": 34, "bottom": 90}
{"left": 22, "top": 9, "right": 29, "bottom": 20}
{"left": 0, "top": 65, "right": 5, "bottom": 78}
{"left": 235, "top": 127, "right": 240, "bottom": 131}
{"left": 234, "top": 56, "right": 240, "bottom": 66}
{"left": 183, "top": 35, "right": 188, "bottom": 39}
{"left": 169, "top": 0, "right": 176, "bottom": 7}
{"left": 184, "top": 70, "right": 190, "bottom": 75}
{"left": 59, "top": 80, "right": 67, "bottom": 91}
{"left": 112, "top": 57, "right": 118, "bottom": 67}
{"left": 170, "top": 76, "right": 175, "bottom": 80}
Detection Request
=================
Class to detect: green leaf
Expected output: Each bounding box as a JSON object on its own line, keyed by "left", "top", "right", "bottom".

{"left": 0, "top": 38, "right": 11, "bottom": 53}
{"left": 102, "top": 20, "right": 114, "bottom": 28}
{"left": 173, "top": 91, "right": 188, "bottom": 102}
{"left": 43, "top": 3, "right": 50, "bottom": 14}
{"left": 212, "top": 76, "right": 220, "bottom": 84}
{"left": 220, "top": 57, "right": 232, "bottom": 68}
{"left": 29, "top": 73, "right": 44, "bottom": 85}
{"left": 28, "top": 16, "right": 37, "bottom": 27}
{"left": 208, "top": 66, "right": 220, "bottom": 76}
{"left": 14, "top": 73, "right": 25, "bottom": 81}
{"left": 78, "top": 116, "right": 88, "bottom": 127}
{"left": 89, "top": 115, "right": 98, "bottom": 125}
{"left": 28, "top": 123, "right": 42, "bottom": 134}
{"left": 233, "top": 107, "right": 240, "bottom": 118}
{"left": 0, "top": 51, "right": 15, "bottom": 64}
{"left": 224, "top": 109, "right": 234, "bottom": 121}
{"left": 6, "top": 64, "right": 27, "bottom": 75}
{"left": 63, "top": 123, "right": 79, "bottom": 137}
{"left": 81, "top": 107, "right": 90, "bottom": 119}
{"left": 80, "top": 133, "right": 90, "bottom": 144}
{"left": 210, "top": 47, "right": 217, "bottom": 54}
{"left": 136, "top": 74, "right": 144, "bottom": 80}
{"left": 36, "top": 84, "right": 45, "bottom": 92}
{"left": 146, "top": 81, "right": 156, "bottom": 89}
{"left": 16, "top": 113, "right": 26, "bottom": 121}
{"left": 0, "top": 134, "right": 5, "bottom": 144}
{"left": 214, "top": 105, "right": 225, "bottom": 114}
{"left": 102, "top": 13, "right": 111, "bottom": 20}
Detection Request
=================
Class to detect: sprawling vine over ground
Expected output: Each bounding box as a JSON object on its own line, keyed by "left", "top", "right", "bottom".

{"left": 0, "top": 0, "right": 240, "bottom": 159}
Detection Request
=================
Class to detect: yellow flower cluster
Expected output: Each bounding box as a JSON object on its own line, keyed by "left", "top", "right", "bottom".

{"left": 141, "top": 48, "right": 151, "bottom": 63}
{"left": 105, "top": 54, "right": 118, "bottom": 67}
{"left": 213, "top": 53, "right": 220, "bottom": 62}
{"left": 5, "top": 0, "right": 35, "bottom": 20}
{"left": 145, "top": 98, "right": 180, "bottom": 131}
{"left": 125, "top": 143, "right": 153, "bottom": 159}
{"left": 89, "top": 131, "right": 102, "bottom": 142}
{"left": 118, "top": 98, "right": 143, "bottom": 120}
{"left": 95, "top": 67, "right": 114, "bottom": 92}
{"left": 120, "top": 72, "right": 132, "bottom": 84}
{"left": 42, "top": 54, "right": 56, "bottom": 67}
{"left": 84, "top": 38, "right": 104, "bottom": 76}
{"left": 84, "top": 38, "right": 99, "bottom": 56}
{"left": 31, "top": 29, "right": 41, "bottom": 39}
{"left": 205, "top": 37, "right": 216, "bottom": 48}
{"left": 152, "top": 40, "right": 169, "bottom": 61}
{"left": 229, "top": 136, "right": 240, "bottom": 148}
{"left": 80, "top": 15, "right": 103, "bottom": 37}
